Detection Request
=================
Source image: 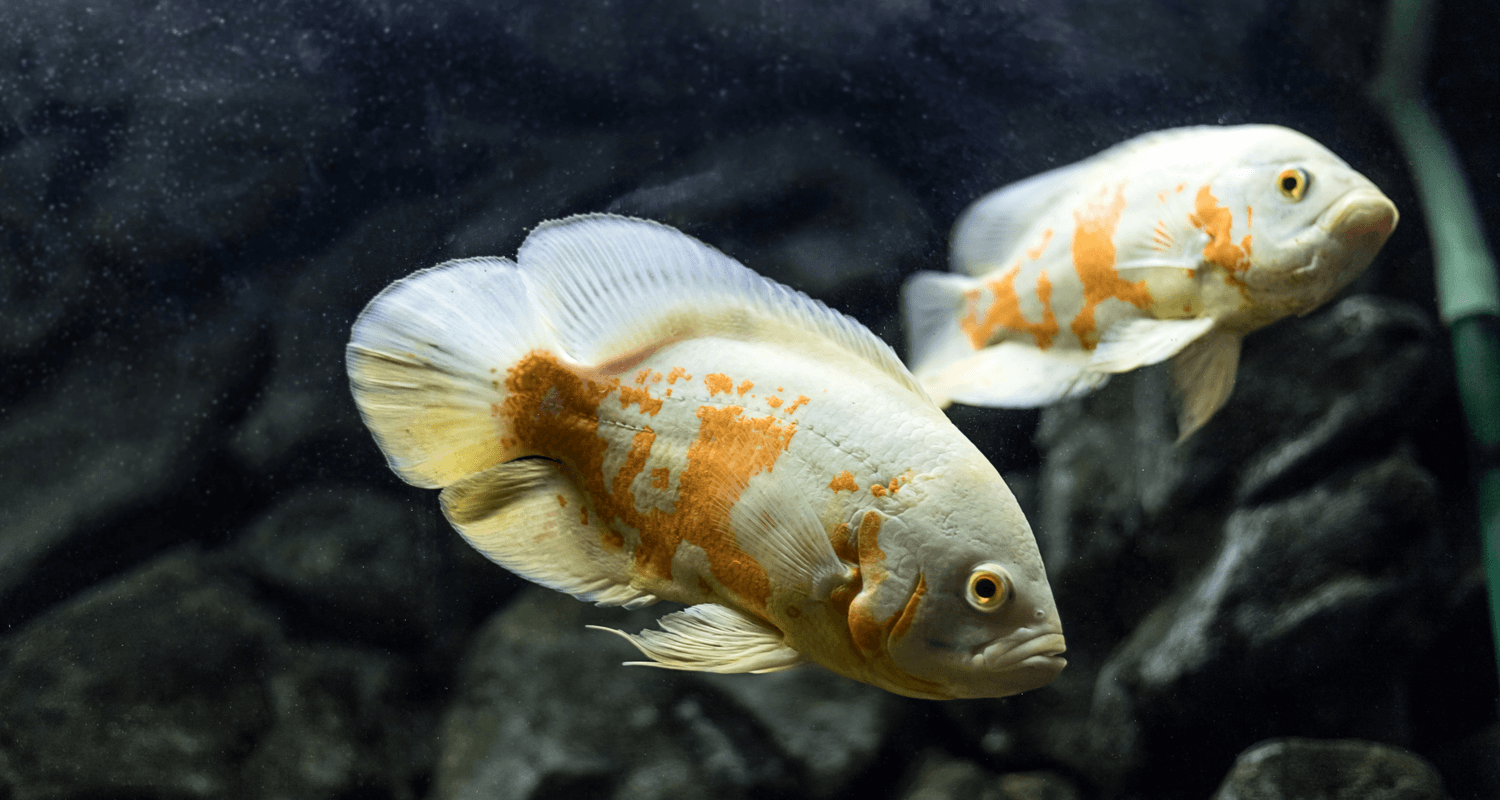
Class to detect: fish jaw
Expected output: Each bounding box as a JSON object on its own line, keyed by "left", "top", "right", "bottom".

{"left": 1316, "top": 187, "right": 1398, "bottom": 256}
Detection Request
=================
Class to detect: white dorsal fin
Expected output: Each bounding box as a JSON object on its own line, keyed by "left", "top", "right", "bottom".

{"left": 916, "top": 341, "right": 1110, "bottom": 409}
{"left": 589, "top": 604, "right": 806, "bottom": 674}
{"left": 951, "top": 159, "right": 1095, "bottom": 277}
{"left": 901, "top": 270, "right": 981, "bottom": 375}
{"left": 1173, "top": 328, "right": 1242, "bottom": 441}
{"left": 1087, "top": 317, "right": 1217, "bottom": 374}
{"left": 440, "top": 458, "right": 658, "bottom": 608}
{"left": 517, "top": 214, "right": 936, "bottom": 408}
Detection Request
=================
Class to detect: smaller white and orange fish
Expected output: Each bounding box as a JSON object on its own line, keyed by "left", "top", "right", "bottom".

{"left": 346, "top": 214, "right": 1065, "bottom": 699}
{"left": 903, "top": 125, "right": 1398, "bottom": 438}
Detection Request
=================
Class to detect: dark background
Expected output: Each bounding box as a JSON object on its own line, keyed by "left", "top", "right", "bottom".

{"left": 0, "top": 0, "right": 1495, "bottom": 798}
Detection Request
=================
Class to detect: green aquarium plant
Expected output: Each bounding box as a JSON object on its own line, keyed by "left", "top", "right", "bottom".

{"left": 1373, "top": 0, "right": 1500, "bottom": 696}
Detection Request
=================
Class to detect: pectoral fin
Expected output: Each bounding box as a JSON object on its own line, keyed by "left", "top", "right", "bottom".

{"left": 589, "top": 604, "right": 805, "bottom": 674}
{"left": 1172, "top": 328, "right": 1242, "bottom": 441}
{"left": 1088, "top": 317, "right": 1216, "bottom": 373}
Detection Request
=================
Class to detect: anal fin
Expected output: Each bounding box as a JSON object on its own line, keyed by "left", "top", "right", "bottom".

{"left": 589, "top": 604, "right": 805, "bottom": 674}
{"left": 1173, "top": 328, "right": 1243, "bottom": 441}
{"left": 918, "top": 341, "right": 1110, "bottom": 408}
{"left": 440, "top": 458, "right": 658, "bottom": 608}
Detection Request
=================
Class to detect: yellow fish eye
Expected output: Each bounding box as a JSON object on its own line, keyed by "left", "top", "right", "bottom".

{"left": 966, "top": 563, "right": 1012, "bottom": 612}
{"left": 1277, "top": 167, "right": 1309, "bottom": 201}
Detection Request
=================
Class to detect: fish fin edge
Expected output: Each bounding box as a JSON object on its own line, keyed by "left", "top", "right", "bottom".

{"left": 517, "top": 214, "right": 938, "bottom": 408}
{"left": 1173, "top": 329, "right": 1242, "bottom": 441}
{"left": 588, "top": 605, "right": 805, "bottom": 674}
{"left": 1088, "top": 316, "right": 1217, "bottom": 374}
{"left": 440, "top": 458, "right": 658, "bottom": 608}
{"left": 918, "top": 340, "right": 1110, "bottom": 408}
{"left": 346, "top": 256, "right": 559, "bottom": 489}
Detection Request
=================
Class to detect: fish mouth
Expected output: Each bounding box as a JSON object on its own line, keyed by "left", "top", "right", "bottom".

{"left": 982, "top": 631, "right": 1068, "bottom": 673}
{"left": 1316, "top": 188, "right": 1398, "bottom": 245}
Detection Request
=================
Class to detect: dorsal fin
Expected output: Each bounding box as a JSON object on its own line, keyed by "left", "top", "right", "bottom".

{"left": 951, "top": 159, "right": 1094, "bottom": 277}
{"left": 517, "top": 214, "right": 937, "bottom": 408}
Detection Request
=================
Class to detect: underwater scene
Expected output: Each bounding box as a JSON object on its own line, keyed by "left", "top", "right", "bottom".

{"left": 1, "top": 0, "right": 1497, "bottom": 798}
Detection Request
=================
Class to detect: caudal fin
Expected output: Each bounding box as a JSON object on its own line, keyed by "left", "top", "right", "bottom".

{"left": 346, "top": 257, "right": 558, "bottom": 489}
{"left": 901, "top": 270, "right": 981, "bottom": 385}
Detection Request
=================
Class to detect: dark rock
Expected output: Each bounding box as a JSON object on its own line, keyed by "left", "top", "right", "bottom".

{"left": 899, "top": 751, "right": 1082, "bottom": 800}
{"left": 0, "top": 549, "right": 431, "bottom": 800}
{"left": 431, "top": 587, "right": 900, "bottom": 800}
{"left": 229, "top": 482, "right": 461, "bottom": 648}
{"left": 0, "top": 296, "right": 267, "bottom": 626}
{"left": 1085, "top": 451, "right": 1447, "bottom": 793}
{"left": 1210, "top": 738, "right": 1449, "bottom": 800}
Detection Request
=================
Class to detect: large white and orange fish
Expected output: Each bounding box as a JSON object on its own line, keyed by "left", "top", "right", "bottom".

{"left": 904, "top": 124, "right": 1398, "bottom": 438}
{"left": 346, "top": 214, "right": 1065, "bottom": 699}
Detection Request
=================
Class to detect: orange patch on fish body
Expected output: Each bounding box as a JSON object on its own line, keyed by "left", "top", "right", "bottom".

{"left": 847, "top": 512, "right": 889, "bottom": 655}
{"left": 785, "top": 395, "right": 810, "bottom": 414}
{"left": 960, "top": 263, "right": 1060, "bottom": 350}
{"left": 737, "top": 380, "right": 754, "bottom": 396}
{"left": 556, "top": 495, "right": 568, "bottom": 507}
{"left": 666, "top": 367, "right": 690, "bottom": 384}
{"left": 828, "top": 471, "right": 859, "bottom": 493}
{"left": 1070, "top": 183, "right": 1153, "bottom": 348}
{"left": 705, "top": 373, "right": 733, "bottom": 395}
{"left": 503, "top": 350, "right": 797, "bottom": 616}
{"left": 888, "top": 573, "right": 927, "bottom": 641}
{"left": 766, "top": 396, "right": 783, "bottom": 408}
{"left": 1190, "top": 185, "right": 1252, "bottom": 275}
{"left": 651, "top": 467, "right": 670, "bottom": 489}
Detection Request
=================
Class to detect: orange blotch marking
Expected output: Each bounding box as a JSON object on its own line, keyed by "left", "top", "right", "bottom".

{"left": 736, "top": 380, "right": 754, "bottom": 396}
{"left": 705, "top": 373, "right": 733, "bottom": 395}
{"left": 785, "top": 395, "right": 810, "bottom": 414}
{"left": 580, "top": 507, "right": 590, "bottom": 525}
{"left": 766, "top": 396, "right": 783, "bottom": 408}
{"left": 635, "top": 368, "right": 652, "bottom": 384}
{"left": 615, "top": 384, "right": 664, "bottom": 417}
{"left": 613, "top": 428, "right": 657, "bottom": 497}
{"left": 666, "top": 366, "right": 690, "bottom": 384}
{"left": 502, "top": 351, "right": 797, "bottom": 615}
{"left": 888, "top": 573, "right": 927, "bottom": 641}
{"left": 1189, "top": 185, "right": 1253, "bottom": 276}
{"left": 886, "top": 476, "right": 905, "bottom": 494}
{"left": 601, "top": 527, "right": 624, "bottom": 550}
{"left": 786, "top": 605, "right": 802, "bottom": 619}
{"left": 830, "top": 521, "right": 856, "bottom": 563}
{"left": 960, "top": 263, "right": 1059, "bottom": 350}
{"left": 556, "top": 495, "right": 568, "bottom": 508}
{"left": 1070, "top": 183, "right": 1153, "bottom": 349}
{"left": 847, "top": 513, "right": 888, "bottom": 655}
{"left": 651, "top": 467, "right": 670, "bottom": 490}
{"left": 828, "top": 471, "right": 859, "bottom": 493}
{"left": 870, "top": 483, "right": 887, "bottom": 498}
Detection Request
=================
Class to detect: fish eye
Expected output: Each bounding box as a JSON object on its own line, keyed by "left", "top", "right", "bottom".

{"left": 1277, "top": 168, "right": 1309, "bottom": 201}
{"left": 965, "top": 563, "right": 1012, "bottom": 612}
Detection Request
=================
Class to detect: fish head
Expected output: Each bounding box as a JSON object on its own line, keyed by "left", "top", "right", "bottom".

{"left": 872, "top": 462, "right": 1065, "bottom": 699}
{"left": 1208, "top": 126, "right": 1399, "bottom": 323}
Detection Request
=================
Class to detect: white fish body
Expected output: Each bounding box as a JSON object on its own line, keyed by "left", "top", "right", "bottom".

{"left": 904, "top": 124, "right": 1399, "bottom": 438}
{"left": 346, "top": 215, "right": 1065, "bottom": 700}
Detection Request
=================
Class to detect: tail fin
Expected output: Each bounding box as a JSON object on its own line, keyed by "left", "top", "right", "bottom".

{"left": 345, "top": 257, "right": 557, "bottom": 489}
{"left": 901, "top": 270, "right": 980, "bottom": 387}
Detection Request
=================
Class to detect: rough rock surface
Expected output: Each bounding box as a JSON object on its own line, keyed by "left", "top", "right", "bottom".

{"left": 0, "top": 0, "right": 1495, "bottom": 798}
{"left": 430, "top": 588, "right": 903, "bottom": 800}
{"left": 1209, "top": 738, "right": 1450, "bottom": 800}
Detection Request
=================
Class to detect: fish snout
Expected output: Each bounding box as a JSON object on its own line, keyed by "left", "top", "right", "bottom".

{"left": 981, "top": 628, "right": 1067, "bottom": 673}
{"left": 1318, "top": 188, "right": 1398, "bottom": 249}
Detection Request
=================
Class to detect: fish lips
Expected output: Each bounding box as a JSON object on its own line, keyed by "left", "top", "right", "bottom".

{"left": 1317, "top": 187, "right": 1399, "bottom": 249}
